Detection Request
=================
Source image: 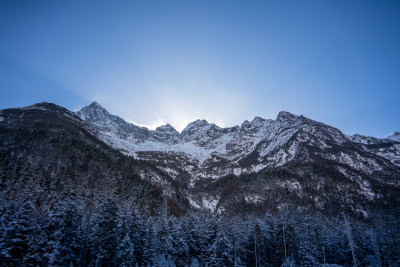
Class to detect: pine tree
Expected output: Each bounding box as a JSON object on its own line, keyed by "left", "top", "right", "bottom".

{"left": 141, "top": 217, "right": 157, "bottom": 266}
{"left": 199, "top": 216, "right": 218, "bottom": 265}
{"left": 181, "top": 212, "right": 201, "bottom": 262}
{"left": 80, "top": 204, "right": 96, "bottom": 267}
{"left": 157, "top": 216, "right": 188, "bottom": 266}
{"left": 228, "top": 217, "right": 247, "bottom": 267}
{"left": 210, "top": 228, "right": 234, "bottom": 266}
{"left": 190, "top": 257, "right": 200, "bottom": 267}
{"left": 320, "top": 220, "right": 347, "bottom": 265}
{"left": 293, "top": 213, "right": 319, "bottom": 266}
{"left": 117, "top": 233, "right": 135, "bottom": 266}
{"left": 152, "top": 253, "right": 176, "bottom": 267}
{"left": 373, "top": 213, "right": 400, "bottom": 266}
{"left": 117, "top": 212, "right": 136, "bottom": 266}
{"left": 3, "top": 201, "right": 34, "bottom": 264}
{"left": 50, "top": 200, "right": 83, "bottom": 266}
{"left": 127, "top": 210, "right": 145, "bottom": 265}
{"left": 23, "top": 214, "right": 52, "bottom": 266}
{"left": 0, "top": 200, "right": 13, "bottom": 262}
{"left": 94, "top": 197, "right": 119, "bottom": 266}
{"left": 244, "top": 222, "right": 266, "bottom": 267}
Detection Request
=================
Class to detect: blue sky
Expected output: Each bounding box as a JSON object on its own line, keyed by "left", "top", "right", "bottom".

{"left": 0, "top": 0, "right": 399, "bottom": 136}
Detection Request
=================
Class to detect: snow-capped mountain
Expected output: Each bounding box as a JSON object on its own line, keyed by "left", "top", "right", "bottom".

{"left": 1, "top": 101, "right": 400, "bottom": 218}
{"left": 74, "top": 102, "right": 400, "bottom": 216}
{"left": 78, "top": 102, "right": 400, "bottom": 181}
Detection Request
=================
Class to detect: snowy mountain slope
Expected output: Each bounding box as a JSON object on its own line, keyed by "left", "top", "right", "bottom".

{"left": 77, "top": 102, "right": 399, "bottom": 180}
{"left": 349, "top": 133, "right": 400, "bottom": 166}
{"left": 2, "top": 101, "right": 399, "bottom": 218}
{"left": 388, "top": 132, "right": 400, "bottom": 142}
{"left": 75, "top": 102, "right": 400, "bottom": 216}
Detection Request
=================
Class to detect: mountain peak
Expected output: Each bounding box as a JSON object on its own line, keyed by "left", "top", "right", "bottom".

{"left": 88, "top": 101, "right": 107, "bottom": 110}
{"left": 31, "top": 101, "right": 51, "bottom": 106}
{"left": 155, "top": 123, "right": 178, "bottom": 133}
{"left": 77, "top": 101, "right": 113, "bottom": 122}
{"left": 89, "top": 100, "right": 100, "bottom": 106}
{"left": 250, "top": 116, "right": 268, "bottom": 125}
{"left": 277, "top": 111, "right": 298, "bottom": 121}
{"left": 26, "top": 102, "right": 69, "bottom": 113}
{"left": 191, "top": 119, "right": 209, "bottom": 125}
{"left": 29, "top": 102, "right": 56, "bottom": 108}
{"left": 388, "top": 132, "right": 400, "bottom": 142}
{"left": 81, "top": 101, "right": 110, "bottom": 114}
{"left": 182, "top": 119, "right": 210, "bottom": 131}
{"left": 152, "top": 123, "right": 180, "bottom": 142}
{"left": 276, "top": 111, "right": 304, "bottom": 122}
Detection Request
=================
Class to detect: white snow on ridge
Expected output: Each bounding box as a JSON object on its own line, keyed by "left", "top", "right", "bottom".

{"left": 78, "top": 102, "right": 307, "bottom": 167}
{"left": 77, "top": 101, "right": 400, "bottom": 180}
{"left": 348, "top": 133, "right": 400, "bottom": 166}
{"left": 23, "top": 105, "right": 48, "bottom": 111}
{"left": 387, "top": 132, "right": 400, "bottom": 142}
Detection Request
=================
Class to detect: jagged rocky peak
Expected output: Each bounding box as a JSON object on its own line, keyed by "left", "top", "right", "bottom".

{"left": 185, "top": 119, "right": 211, "bottom": 129}
{"left": 89, "top": 100, "right": 102, "bottom": 108}
{"left": 155, "top": 123, "right": 178, "bottom": 133}
{"left": 250, "top": 116, "right": 268, "bottom": 125}
{"left": 349, "top": 134, "right": 382, "bottom": 144}
{"left": 77, "top": 101, "right": 151, "bottom": 142}
{"left": 181, "top": 119, "right": 211, "bottom": 134}
{"left": 221, "top": 125, "right": 240, "bottom": 134}
{"left": 276, "top": 111, "right": 299, "bottom": 122}
{"left": 78, "top": 101, "right": 110, "bottom": 119}
{"left": 26, "top": 102, "right": 69, "bottom": 112}
{"left": 350, "top": 132, "right": 400, "bottom": 144}
{"left": 152, "top": 123, "right": 180, "bottom": 143}
{"left": 240, "top": 116, "right": 271, "bottom": 132}
{"left": 388, "top": 132, "right": 400, "bottom": 142}
{"left": 240, "top": 112, "right": 297, "bottom": 132}
{"left": 28, "top": 101, "right": 53, "bottom": 108}
{"left": 252, "top": 116, "right": 266, "bottom": 123}
{"left": 86, "top": 101, "right": 106, "bottom": 111}
{"left": 180, "top": 119, "right": 226, "bottom": 143}
{"left": 348, "top": 132, "right": 400, "bottom": 166}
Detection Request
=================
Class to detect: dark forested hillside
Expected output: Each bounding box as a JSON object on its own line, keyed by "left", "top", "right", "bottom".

{"left": 0, "top": 103, "right": 187, "bottom": 216}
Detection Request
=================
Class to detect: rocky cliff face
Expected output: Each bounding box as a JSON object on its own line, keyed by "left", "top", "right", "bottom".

{"left": 348, "top": 133, "right": 400, "bottom": 166}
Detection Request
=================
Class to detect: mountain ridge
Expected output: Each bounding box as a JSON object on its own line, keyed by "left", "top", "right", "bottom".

{"left": 78, "top": 101, "right": 398, "bottom": 140}
{"left": 1, "top": 101, "right": 399, "bottom": 217}
{"left": 75, "top": 101, "right": 400, "bottom": 215}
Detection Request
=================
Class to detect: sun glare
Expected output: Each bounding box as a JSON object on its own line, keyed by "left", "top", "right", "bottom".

{"left": 128, "top": 118, "right": 167, "bottom": 131}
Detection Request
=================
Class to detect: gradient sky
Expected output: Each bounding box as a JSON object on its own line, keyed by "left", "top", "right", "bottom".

{"left": 0, "top": 0, "right": 399, "bottom": 136}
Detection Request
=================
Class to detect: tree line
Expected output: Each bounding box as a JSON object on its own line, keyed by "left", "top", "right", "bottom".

{"left": 1, "top": 198, "right": 399, "bottom": 266}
